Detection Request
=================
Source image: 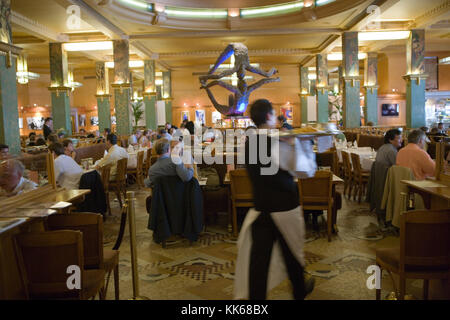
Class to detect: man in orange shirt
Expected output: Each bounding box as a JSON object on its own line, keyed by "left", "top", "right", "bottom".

{"left": 396, "top": 129, "right": 435, "bottom": 180}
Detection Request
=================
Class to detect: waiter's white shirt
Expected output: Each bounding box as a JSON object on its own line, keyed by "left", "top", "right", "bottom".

{"left": 54, "top": 154, "right": 84, "bottom": 190}
{"left": 95, "top": 144, "right": 129, "bottom": 180}
{"left": 233, "top": 134, "right": 316, "bottom": 300}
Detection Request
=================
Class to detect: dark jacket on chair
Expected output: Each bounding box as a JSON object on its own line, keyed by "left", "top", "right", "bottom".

{"left": 147, "top": 176, "right": 203, "bottom": 243}
{"left": 77, "top": 170, "right": 107, "bottom": 215}
{"left": 366, "top": 161, "right": 390, "bottom": 221}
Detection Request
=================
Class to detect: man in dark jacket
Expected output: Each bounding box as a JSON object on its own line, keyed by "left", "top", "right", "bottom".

{"left": 43, "top": 117, "right": 53, "bottom": 140}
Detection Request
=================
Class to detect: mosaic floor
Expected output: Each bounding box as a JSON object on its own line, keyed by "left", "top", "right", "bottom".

{"left": 102, "top": 185, "right": 447, "bottom": 300}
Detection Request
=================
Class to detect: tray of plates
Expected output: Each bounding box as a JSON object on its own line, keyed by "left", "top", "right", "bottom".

{"left": 271, "top": 127, "right": 342, "bottom": 138}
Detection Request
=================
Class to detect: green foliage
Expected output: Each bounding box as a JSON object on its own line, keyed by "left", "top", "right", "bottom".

{"left": 131, "top": 100, "right": 144, "bottom": 129}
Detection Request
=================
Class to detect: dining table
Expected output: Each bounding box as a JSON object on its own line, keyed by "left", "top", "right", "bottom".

{"left": 127, "top": 147, "right": 150, "bottom": 169}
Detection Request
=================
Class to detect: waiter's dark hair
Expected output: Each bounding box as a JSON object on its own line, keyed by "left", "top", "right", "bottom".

{"left": 384, "top": 129, "right": 401, "bottom": 144}
{"left": 107, "top": 133, "right": 118, "bottom": 145}
{"left": 250, "top": 99, "right": 273, "bottom": 127}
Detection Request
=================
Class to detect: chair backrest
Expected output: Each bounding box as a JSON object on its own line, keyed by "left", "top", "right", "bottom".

{"left": 137, "top": 151, "right": 145, "bottom": 174}
{"left": 46, "top": 213, "right": 104, "bottom": 269}
{"left": 99, "top": 164, "right": 111, "bottom": 190}
{"left": 15, "top": 230, "right": 84, "bottom": 299}
{"left": 116, "top": 158, "right": 128, "bottom": 182}
{"left": 145, "top": 148, "right": 152, "bottom": 168}
{"left": 316, "top": 151, "right": 337, "bottom": 174}
{"left": 350, "top": 152, "right": 362, "bottom": 177}
{"left": 150, "top": 156, "right": 158, "bottom": 166}
{"left": 229, "top": 169, "right": 253, "bottom": 202}
{"left": 400, "top": 209, "right": 450, "bottom": 270}
{"left": 341, "top": 151, "right": 352, "bottom": 177}
{"left": 297, "top": 170, "right": 333, "bottom": 205}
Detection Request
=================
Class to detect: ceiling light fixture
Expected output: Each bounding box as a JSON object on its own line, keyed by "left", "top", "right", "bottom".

{"left": 358, "top": 31, "right": 410, "bottom": 41}
{"left": 105, "top": 61, "right": 145, "bottom": 68}
{"left": 164, "top": 7, "right": 228, "bottom": 18}
{"left": 327, "top": 53, "right": 367, "bottom": 61}
{"left": 119, "top": 0, "right": 152, "bottom": 10}
{"left": 63, "top": 41, "right": 113, "bottom": 51}
{"left": 241, "top": 1, "right": 304, "bottom": 17}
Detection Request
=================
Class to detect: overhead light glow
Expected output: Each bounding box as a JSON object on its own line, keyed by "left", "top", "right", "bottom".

{"left": 119, "top": 0, "right": 152, "bottom": 10}
{"left": 63, "top": 41, "right": 113, "bottom": 51}
{"left": 439, "top": 56, "right": 450, "bottom": 65}
{"left": 358, "top": 31, "right": 410, "bottom": 41}
{"left": 155, "top": 79, "right": 163, "bottom": 85}
{"left": 105, "top": 61, "right": 145, "bottom": 68}
{"left": 165, "top": 7, "right": 228, "bottom": 18}
{"left": 327, "top": 53, "right": 367, "bottom": 61}
{"left": 308, "top": 73, "right": 317, "bottom": 80}
{"left": 241, "top": 1, "right": 304, "bottom": 17}
{"left": 316, "top": 0, "right": 334, "bottom": 5}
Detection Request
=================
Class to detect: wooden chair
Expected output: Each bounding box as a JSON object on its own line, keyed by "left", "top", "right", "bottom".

{"left": 143, "top": 148, "right": 152, "bottom": 177}
{"left": 108, "top": 158, "right": 128, "bottom": 208}
{"left": 99, "top": 164, "right": 112, "bottom": 216}
{"left": 350, "top": 153, "right": 370, "bottom": 203}
{"left": 229, "top": 169, "right": 254, "bottom": 238}
{"left": 341, "top": 151, "right": 354, "bottom": 199}
{"left": 376, "top": 209, "right": 450, "bottom": 300}
{"left": 298, "top": 170, "right": 334, "bottom": 242}
{"left": 47, "top": 213, "right": 120, "bottom": 300}
{"left": 127, "top": 151, "right": 145, "bottom": 188}
{"left": 14, "top": 230, "right": 105, "bottom": 300}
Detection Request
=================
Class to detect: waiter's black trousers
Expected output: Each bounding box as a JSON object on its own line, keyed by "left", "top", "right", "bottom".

{"left": 249, "top": 213, "right": 305, "bottom": 300}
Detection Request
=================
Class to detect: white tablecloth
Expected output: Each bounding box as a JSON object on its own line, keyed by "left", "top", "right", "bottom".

{"left": 361, "top": 157, "right": 375, "bottom": 172}
{"left": 127, "top": 148, "right": 149, "bottom": 168}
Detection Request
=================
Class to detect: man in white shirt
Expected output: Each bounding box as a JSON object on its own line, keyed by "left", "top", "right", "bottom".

{"left": 0, "top": 160, "right": 37, "bottom": 198}
{"left": 95, "top": 133, "right": 129, "bottom": 180}
{"left": 49, "top": 142, "right": 83, "bottom": 190}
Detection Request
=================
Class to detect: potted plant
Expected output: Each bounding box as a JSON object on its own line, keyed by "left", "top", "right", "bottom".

{"left": 131, "top": 100, "right": 144, "bottom": 130}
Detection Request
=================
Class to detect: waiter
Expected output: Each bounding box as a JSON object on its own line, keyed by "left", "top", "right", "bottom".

{"left": 43, "top": 117, "right": 53, "bottom": 140}
{"left": 236, "top": 99, "right": 315, "bottom": 300}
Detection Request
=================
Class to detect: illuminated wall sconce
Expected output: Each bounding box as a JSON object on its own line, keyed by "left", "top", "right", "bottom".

{"left": 228, "top": 8, "right": 240, "bottom": 17}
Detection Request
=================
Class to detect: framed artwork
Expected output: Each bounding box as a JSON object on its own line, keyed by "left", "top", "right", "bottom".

{"left": 280, "top": 104, "right": 293, "bottom": 123}
{"left": 212, "top": 111, "right": 221, "bottom": 124}
{"left": 79, "top": 114, "right": 86, "bottom": 127}
{"left": 425, "top": 56, "right": 438, "bottom": 90}
{"left": 181, "top": 111, "right": 189, "bottom": 122}
{"left": 26, "top": 117, "right": 44, "bottom": 130}
{"left": 18, "top": 118, "right": 23, "bottom": 129}
{"left": 111, "top": 116, "right": 116, "bottom": 125}
{"left": 90, "top": 116, "right": 99, "bottom": 126}
{"left": 195, "top": 110, "right": 205, "bottom": 124}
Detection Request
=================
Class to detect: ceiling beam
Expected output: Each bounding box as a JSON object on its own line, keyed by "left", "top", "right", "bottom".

{"left": 66, "top": 0, "right": 128, "bottom": 39}
{"left": 129, "top": 28, "right": 343, "bottom": 40}
{"left": 11, "top": 10, "right": 69, "bottom": 42}
{"left": 411, "top": 0, "right": 450, "bottom": 29}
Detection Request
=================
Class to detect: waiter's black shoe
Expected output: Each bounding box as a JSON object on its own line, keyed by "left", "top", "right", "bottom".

{"left": 305, "top": 275, "right": 315, "bottom": 297}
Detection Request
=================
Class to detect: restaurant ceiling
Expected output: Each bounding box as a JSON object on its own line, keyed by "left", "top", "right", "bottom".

{"left": 9, "top": 0, "right": 450, "bottom": 73}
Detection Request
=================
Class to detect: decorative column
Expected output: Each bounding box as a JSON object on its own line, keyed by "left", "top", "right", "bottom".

{"left": 316, "top": 54, "right": 328, "bottom": 123}
{"left": 143, "top": 60, "right": 157, "bottom": 130}
{"left": 95, "top": 62, "right": 111, "bottom": 132}
{"left": 111, "top": 40, "right": 132, "bottom": 136}
{"left": 364, "top": 52, "right": 378, "bottom": 125}
{"left": 298, "top": 66, "right": 309, "bottom": 124}
{"left": 48, "top": 43, "right": 72, "bottom": 136}
{"left": 0, "top": 0, "right": 21, "bottom": 154}
{"left": 403, "top": 29, "right": 427, "bottom": 129}
{"left": 162, "top": 71, "right": 172, "bottom": 124}
{"left": 341, "top": 32, "right": 361, "bottom": 128}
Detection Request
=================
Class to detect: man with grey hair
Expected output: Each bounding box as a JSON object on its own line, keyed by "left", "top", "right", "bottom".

{"left": 128, "top": 129, "right": 143, "bottom": 146}
{"left": 144, "top": 138, "right": 194, "bottom": 188}
{"left": 0, "top": 160, "right": 37, "bottom": 198}
{"left": 396, "top": 129, "right": 435, "bottom": 180}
